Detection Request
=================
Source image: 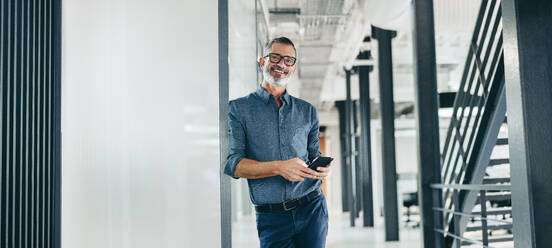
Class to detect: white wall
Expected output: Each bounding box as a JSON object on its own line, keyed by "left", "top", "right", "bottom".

{"left": 61, "top": 0, "right": 221, "bottom": 247}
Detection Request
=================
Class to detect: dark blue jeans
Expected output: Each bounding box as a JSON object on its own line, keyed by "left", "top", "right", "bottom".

{"left": 255, "top": 193, "right": 328, "bottom": 248}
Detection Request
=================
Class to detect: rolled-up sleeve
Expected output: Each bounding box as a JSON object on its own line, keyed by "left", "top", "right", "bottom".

{"left": 307, "top": 106, "right": 322, "bottom": 161}
{"left": 224, "top": 101, "right": 246, "bottom": 179}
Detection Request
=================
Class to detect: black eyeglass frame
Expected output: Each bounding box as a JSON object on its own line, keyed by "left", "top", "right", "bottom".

{"left": 264, "top": 53, "right": 297, "bottom": 66}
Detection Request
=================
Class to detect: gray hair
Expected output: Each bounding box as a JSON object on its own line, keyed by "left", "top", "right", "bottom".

{"left": 264, "top": 36, "right": 297, "bottom": 57}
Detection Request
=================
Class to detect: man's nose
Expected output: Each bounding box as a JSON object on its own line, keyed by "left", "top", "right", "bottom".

{"left": 277, "top": 59, "right": 286, "bottom": 67}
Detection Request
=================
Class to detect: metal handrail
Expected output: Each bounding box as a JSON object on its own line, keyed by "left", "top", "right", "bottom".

{"left": 434, "top": 228, "right": 498, "bottom": 248}
{"left": 431, "top": 184, "right": 511, "bottom": 191}
{"left": 441, "top": 0, "right": 497, "bottom": 180}
{"left": 442, "top": 35, "right": 501, "bottom": 203}
{"left": 442, "top": 6, "right": 503, "bottom": 192}
{"left": 440, "top": 0, "right": 491, "bottom": 164}
{"left": 438, "top": 0, "right": 506, "bottom": 239}
{"left": 433, "top": 207, "right": 513, "bottom": 225}
{"left": 441, "top": 0, "right": 502, "bottom": 181}
{"left": 446, "top": 31, "right": 504, "bottom": 187}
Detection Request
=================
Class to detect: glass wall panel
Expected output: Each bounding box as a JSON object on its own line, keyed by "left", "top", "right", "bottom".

{"left": 61, "top": 1, "right": 221, "bottom": 247}
{"left": 229, "top": 0, "right": 259, "bottom": 99}
{"left": 228, "top": 0, "right": 261, "bottom": 246}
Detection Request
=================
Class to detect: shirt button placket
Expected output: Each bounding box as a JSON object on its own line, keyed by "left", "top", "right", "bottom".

{"left": 279, "top": 108, "right": 287, "bottom": 201}
{"left": 277, "top": 107, "right": 284, "bottom": 160}
{"left": 279, "top": 109, "right": 284, "bottom": 156}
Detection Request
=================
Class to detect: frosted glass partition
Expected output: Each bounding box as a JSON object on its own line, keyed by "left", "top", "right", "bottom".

{"left": 229, "top": 0, "right": 259, "bottom": 99}
{"left": 228, "top": 0, "right": 260, "bottom": 247}
{"left": 61, "top": 1, "right": 221, "bottom": 247}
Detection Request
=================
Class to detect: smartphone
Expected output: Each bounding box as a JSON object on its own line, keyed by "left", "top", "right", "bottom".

{"left": 308, "top": 156, "right": 334, "bottom": 170}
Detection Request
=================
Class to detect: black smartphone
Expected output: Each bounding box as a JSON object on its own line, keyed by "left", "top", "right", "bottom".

{"left": 308, "top": 156, "right": 333, "bottom": 170}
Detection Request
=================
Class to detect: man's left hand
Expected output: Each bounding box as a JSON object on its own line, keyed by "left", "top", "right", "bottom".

{"left": 314, "top": 162, "right": 332, "bottom": 180}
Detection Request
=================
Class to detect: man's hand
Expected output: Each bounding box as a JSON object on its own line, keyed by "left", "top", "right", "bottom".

{"left": 278, "top": 157, "right": 318, "bottom": 182}
{"left": 314, "top": 162, "right": 332, "bottom": 180}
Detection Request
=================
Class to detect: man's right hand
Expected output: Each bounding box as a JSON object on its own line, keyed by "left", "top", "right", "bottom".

{"left": 278, "top": 157, "right": 318, "bottom": 182}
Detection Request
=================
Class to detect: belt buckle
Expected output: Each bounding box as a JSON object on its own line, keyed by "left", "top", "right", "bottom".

{"left": 282, "top": 199, "right": 297, "bottom": 211}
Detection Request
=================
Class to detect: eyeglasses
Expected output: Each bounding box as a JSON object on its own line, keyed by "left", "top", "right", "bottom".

{"left": 264, "top": 53, "right": 297, "bottom": 66}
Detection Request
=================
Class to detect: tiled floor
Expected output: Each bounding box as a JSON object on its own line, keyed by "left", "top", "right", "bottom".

{"left": 233, "top": 212, "right": 422, "bottom": 248}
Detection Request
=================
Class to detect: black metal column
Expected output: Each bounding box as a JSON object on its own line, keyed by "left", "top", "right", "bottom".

{"left": 52, "top": 0, "right": 62, "bottom": 247}
{"left": 356, "top": 50, "right": 375, "bottom": 227}
{"left": 335, "top": 101, "right": 350, "bottom": 212}
{"left": 502, "top": 1, "right": 552, "bottom": 247}
{"left": 372, "top": 26, "right": 399, "bottom": 241}
{"left": 345, "top": 69, "right": 358, "bottom": 227}
{"left": 411, "top": 1, "right": 444, "bottom": 247}
{"left": 354, "top": 104, "right": 361, "bottom": 219}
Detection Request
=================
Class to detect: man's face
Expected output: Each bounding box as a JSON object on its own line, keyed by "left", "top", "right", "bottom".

{"left": 260, "top": 43, "right": 297, "bottom": 87}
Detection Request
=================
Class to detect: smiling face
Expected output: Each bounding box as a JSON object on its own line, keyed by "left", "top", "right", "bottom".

{"left": 259, "top": 42, "right": 297, "bottom": 87}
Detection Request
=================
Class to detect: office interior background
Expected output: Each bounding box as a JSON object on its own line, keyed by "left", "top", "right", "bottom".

{"left": 1, "top": 0, "right": 551, "bottom": 247}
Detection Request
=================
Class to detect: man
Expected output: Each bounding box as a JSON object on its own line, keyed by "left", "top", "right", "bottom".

{"left": 224, "top": 37, "right": 331, "bottom": 248}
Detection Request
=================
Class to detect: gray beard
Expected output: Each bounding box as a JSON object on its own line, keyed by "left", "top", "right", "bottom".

{"left": 263, "top": 65, "right": 290, "bottom": 87}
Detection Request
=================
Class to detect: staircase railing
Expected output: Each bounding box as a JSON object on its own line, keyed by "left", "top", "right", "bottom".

{"left": 430, "top": 0, "right": 508, "bottom": 246}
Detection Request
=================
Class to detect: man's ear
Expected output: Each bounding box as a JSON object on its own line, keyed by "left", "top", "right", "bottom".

{"left": 258, "top": 56, "right": 265, "bottom": 69}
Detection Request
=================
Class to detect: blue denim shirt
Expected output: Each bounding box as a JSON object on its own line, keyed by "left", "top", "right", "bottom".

{"left": 224, "top": 85, "right": 322, "bottom": 205}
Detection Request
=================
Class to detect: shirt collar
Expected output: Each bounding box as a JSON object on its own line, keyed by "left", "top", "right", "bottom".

{"left": 255, "top": 84, "right": 291, "bottom": 105}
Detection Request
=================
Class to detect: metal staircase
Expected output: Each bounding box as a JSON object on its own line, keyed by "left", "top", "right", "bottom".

{"left": 461, "top": 116, "right": 513, "bottom": 247}
{"left": 430, "top": 0, "right": 515, "bottom": 247}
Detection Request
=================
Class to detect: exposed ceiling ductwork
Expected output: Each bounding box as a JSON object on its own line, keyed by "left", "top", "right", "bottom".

{"left": 261, "top": 0, "right": 483, "bottom": 110}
